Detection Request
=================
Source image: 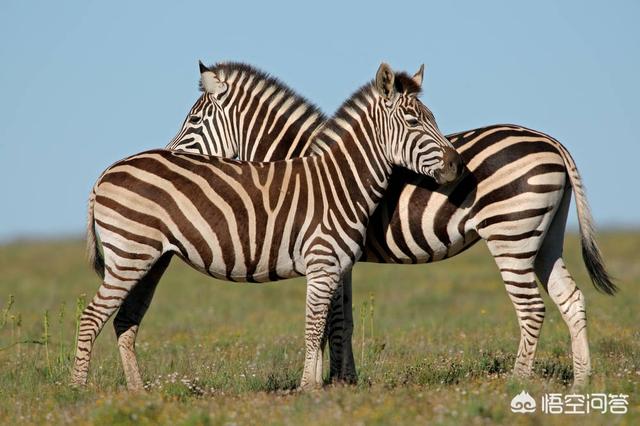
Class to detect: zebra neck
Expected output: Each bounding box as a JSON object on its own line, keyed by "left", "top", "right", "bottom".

{"left": 313, "top": 117, "right": 392, "bottom": 221}
{"left": 238, "top": 107, "right": 324, "bottom": 161}
{"left": 222, "top": 71, "right": 326, "bottom": 161}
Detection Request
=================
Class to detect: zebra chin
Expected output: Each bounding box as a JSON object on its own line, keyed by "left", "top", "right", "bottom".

{"left": 433, "top": 166, "right": 460, "bottom": 185}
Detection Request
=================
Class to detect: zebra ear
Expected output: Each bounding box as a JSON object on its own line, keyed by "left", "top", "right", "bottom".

{"left": 199, "top": 60, "right": 208, "bottom": 74}
{"left": 199, "top": 62, "right": 228, "bottom": 97}
{"left": 412, "top": 64, "right": 425, "bottom": 87}
{"left": 375, "top": 62, "right": 396, "bottom": 100}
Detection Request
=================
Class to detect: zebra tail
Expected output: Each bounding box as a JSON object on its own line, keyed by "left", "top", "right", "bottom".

{"left": 560, "top": 146, "right": 617, "bottom": 295}
{"left": 86, "top": 189, "right": 105, "bottom": 279}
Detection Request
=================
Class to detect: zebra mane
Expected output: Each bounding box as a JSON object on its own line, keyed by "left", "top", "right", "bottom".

{"left": 393, "top": 72, "right": 422, "bottom": 96}
{"left": 204, "top": 62, "right": 420, "bottom": 126}
{"left": 315, "top": 71, "right": 423, "bottom": 149}
{"left": 333, "top": 71, "right": 422, "bottom": 121}
{"left": 197, "top": 63, "right": 421, "bottom": 156}
{"left": 203, "top": 61, "right": 328, "bottom": 120}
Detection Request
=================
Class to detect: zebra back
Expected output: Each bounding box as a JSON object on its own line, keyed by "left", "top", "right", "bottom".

{"left": 89, "top": 63, "right": 460, "bottom": 281}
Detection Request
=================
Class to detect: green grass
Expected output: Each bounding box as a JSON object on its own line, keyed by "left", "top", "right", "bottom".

{"left": 0, "top": 232, "right": 638, "bottom": 425}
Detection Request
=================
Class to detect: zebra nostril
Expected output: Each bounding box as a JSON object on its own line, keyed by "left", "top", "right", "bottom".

{"left": 441, "top": 149, "right": 463, "bottom": 182}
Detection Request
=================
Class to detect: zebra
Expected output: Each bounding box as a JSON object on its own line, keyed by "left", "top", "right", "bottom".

{"left": 71, "top": 63, "right": 462, "bottom": 391}
{"left": 166, "top": 61, "right": 325, "bottom": 161}
{"left": 164, "top": 61, "right": 616, "bottom": 388}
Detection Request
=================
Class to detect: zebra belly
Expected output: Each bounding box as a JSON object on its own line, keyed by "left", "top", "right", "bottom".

{"left": 187, "top": 223, "right": 306, "bottom": 283}
{"left": 204, "top": 260, "right": 303, "bottom": 283}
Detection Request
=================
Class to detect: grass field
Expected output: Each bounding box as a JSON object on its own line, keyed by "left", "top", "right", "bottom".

{"left": 0, "top": 232, "right": 638, "bottom": 425}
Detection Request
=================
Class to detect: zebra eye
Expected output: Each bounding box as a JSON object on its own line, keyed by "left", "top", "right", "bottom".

{"left": 405, "top": 115, "right": 419, "bottom": 126}
{"left": 188, "top": 115, "right": 201, "bottom": 124}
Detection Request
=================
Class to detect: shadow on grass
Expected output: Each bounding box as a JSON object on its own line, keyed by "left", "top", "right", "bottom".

{"left": 263, "top": 371, "right": 299, "bottom": 392}
{"left": 535, "top": 359, "right": 573, "bottom": 384}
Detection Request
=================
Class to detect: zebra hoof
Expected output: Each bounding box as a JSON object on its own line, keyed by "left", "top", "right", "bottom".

{"left": 570, "top": 377, "right": 589, "bottom": 392}
{"left": 511, "top": 366, "right": 534, "bottom": 379}
{"left": 297, "top": 381, "right": 323, "bottom": 392}
{"left": 125, "top": 382, "right": 147, "bottom": 393}
{"left": 330, "top": 374, "right": 358, "bottom": 386}
{"left": 69, "top": 379, "right": 88, "bottom": 389}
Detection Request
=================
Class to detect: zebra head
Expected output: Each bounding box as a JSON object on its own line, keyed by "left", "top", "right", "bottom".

{"left": 167, "top": 61, "right": 237, "bottom": 157}
{"left": 167, "top": 62, "right": 325, "bottom": 161}
{"left": 373, "top": 63, "right": 462, "bottom": 184}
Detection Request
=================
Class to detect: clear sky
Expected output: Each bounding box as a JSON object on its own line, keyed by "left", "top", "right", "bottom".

{"left": 0, "top": 0, "right": 638, "bottom": 241}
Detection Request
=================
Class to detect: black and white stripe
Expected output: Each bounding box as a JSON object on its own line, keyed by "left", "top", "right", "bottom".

{"left": 71, "top": 63, "right": 461, "bottom": 391}
{"left": 167, "top": 62, "right": 324, "bottom": 161}
{"left": 164, "top": 62, "right": 614, "bottom": 388}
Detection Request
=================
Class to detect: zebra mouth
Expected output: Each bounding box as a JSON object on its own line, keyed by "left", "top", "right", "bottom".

{"left": 433, "top": 165, "right": 461, "bottom": 185}
{"left": 435, "top": 173, "right": 453, "bottom": 184}
{"left": 433, "top": 152, "right": 463, "bottom": 184}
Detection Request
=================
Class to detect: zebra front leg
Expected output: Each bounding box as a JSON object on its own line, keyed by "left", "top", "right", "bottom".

{"left": 489, "top": 242, "right": 545, "bottom": 379}
{"left": 300, "top": 263, "right": 341, "bottom": 390}
{"left": 113, "top": 254, "right": 172, "bottom": 391}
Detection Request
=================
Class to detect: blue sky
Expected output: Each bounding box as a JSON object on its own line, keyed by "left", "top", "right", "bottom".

{"left": 0, "top": 0, "right": 638, "bottom": 241}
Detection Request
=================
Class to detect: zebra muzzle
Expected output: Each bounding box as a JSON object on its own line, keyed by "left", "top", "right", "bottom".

{"left": 434, "top": 147, "right": 463, "bottom": 184}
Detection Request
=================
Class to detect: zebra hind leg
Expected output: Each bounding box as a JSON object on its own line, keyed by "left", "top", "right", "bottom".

{"left": 299, "top": 261, "right": 341, "bottom": 391}
{"left": 113, "top": 253, "right": 172, "bottom": 391}
{"left": 486, "top": 238, "right": 546, "bottom": 379}
{"left": 70, "top": 249, "right": 163, "bottom": 388}
{"left": 535, "top": 187, "right": 590, "bottom": 388}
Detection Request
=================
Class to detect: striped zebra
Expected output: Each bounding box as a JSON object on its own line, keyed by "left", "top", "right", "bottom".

{"left": 71, "top": 63, "right": 462, "bottom": 391}
{"left": 166, "top": 62, "right": 325, "bottom": 161}
{"left": 165, "top": 62, "right": 616, "bottom": 388}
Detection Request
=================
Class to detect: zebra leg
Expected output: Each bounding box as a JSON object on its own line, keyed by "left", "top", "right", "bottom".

{"left": 71, "top": 246, "right": 162, "bottom": 387}
{"left": 327, "top": 271, "right": 357, "bottom": 384}
{"left": 535, "top": 188, "right": 590, "bottom": 388}
{"left": 113, "top": 253, "right": 172, "bottom": 391}
{"left": 487, "top": 241, "right": 545, "bottom": 378}
{"left": 327, "top": 281, "right": 345, "bottom": 381}
{"left": 537, "top": 256, "right": 589, "bottom": 388}
{"left": 339, "top": 270, "right": 357, "bottom": 383}
{"left": 299, "top": 262, "right": 341, "bottom": 390}
{"left": 71, "top": 278, "right": 136, "bottom": 387}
